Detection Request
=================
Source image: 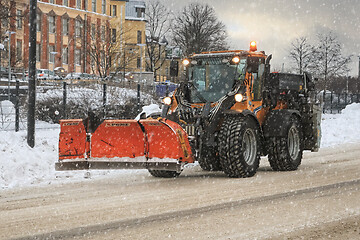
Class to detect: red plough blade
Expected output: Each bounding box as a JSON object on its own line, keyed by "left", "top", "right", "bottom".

{"left": 91, "top": 120, "right": 146, "bottom": 159}
{"left": 56, "top": 118, "right": 194, "bottom": 171}
{"left": 58, "top": 119, "right": 88, "bottom": 160}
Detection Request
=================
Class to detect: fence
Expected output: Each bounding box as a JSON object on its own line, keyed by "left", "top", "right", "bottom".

{"left": 2, "top": 80, "right": 359, "bottom": 132}
{"left": 0, "top": 79, "right": 178, "bottom": 131}
{"left": 0, "top": 80, "right": 27, "bottom": 131}
{"left": 321, "top": 91, "right": 360, "bottom": 113}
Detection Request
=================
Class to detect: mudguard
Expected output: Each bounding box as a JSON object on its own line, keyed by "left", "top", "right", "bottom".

{"left": 263, "top": 109, "right": 301, "bottom": 137}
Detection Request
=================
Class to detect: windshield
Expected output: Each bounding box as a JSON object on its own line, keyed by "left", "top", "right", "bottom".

{"left": 188, "top": 58, "right": 246, "bottom": 102}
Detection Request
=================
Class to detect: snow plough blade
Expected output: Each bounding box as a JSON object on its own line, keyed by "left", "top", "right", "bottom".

{"left": 55, "top": 118, "right": 194, "bottom": 172}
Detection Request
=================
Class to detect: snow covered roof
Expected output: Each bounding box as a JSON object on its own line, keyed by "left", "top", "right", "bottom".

{"left": 125, "top": 0, "right": 146, "bottom": 20}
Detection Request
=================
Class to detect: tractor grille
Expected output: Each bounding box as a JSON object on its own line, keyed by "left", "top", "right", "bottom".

{"left": 184, "top": 125, "right": 196, "bottom": 137}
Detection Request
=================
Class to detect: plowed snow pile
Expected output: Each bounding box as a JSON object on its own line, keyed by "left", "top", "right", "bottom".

{"left": 321, "top": 103, "right": 360, "bottom": 147}
{"left": 1, "top": 102, "right": 360, "bottom": 189}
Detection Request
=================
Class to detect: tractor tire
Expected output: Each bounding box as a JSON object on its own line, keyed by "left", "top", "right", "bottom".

{"left": 148, "top": 169, "right": 181, "bottom": 178}
{"left": 267, "top": 116, "right": 303, "bottom": 171}
{"left": 219, "top": 116, "right": 261, "bottom": 178}
{"left": 198, "top": 143, "right": 222, "bottom": 171}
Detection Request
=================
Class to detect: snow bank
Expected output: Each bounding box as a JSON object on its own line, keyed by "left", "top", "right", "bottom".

{"left": 1, "top": 103, "right": 360, "bottom": 190}
{"left": 0, "top": 128, "right": 59, "bottom": 188}
{"left": 321, "top": 103, "right": 360, "bottom": 147}
{"left": 135, "top": 104, "right": 162, "bottom": 120}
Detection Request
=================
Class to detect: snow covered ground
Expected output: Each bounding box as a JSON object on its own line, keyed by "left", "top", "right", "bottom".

{"left": 1, "top": 102, "right": 360, "bottom": 190}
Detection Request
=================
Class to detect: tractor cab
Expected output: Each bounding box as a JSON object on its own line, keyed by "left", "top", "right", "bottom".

{"left": 162, "top": 42, "right": 270, "bottom": 128}
{"left": 181, "top": 42, "right": 267, "bottom": 103}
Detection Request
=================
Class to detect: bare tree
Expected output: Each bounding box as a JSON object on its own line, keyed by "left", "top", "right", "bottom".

{"left": 172, "top": 3, "right": 228, "bottom": 56}
{"left": 289, "top": 36, "right": 315, "bottom": 74}
{"left": 0, "top": 0, "right": 25, "bottom": 68}
{"left": 145, "top": 0, "right": 170, "bottom": 76}
{"left": 84, "top": 26, "right": 137, "bottom": 80}
{"left": 312, "top": 32, "right": 352, "bottom": 91}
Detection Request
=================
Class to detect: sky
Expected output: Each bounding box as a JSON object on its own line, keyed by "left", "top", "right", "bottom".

{"left": 158, "top": 0, "right": 360, "bottom": 77}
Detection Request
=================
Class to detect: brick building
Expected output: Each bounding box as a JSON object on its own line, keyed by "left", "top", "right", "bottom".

{"left": 1, "top": 0, "right": 145, "bottom": 76}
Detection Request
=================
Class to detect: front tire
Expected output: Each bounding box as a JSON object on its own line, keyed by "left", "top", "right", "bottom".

{"left": 148, "top": 169, "right": 181, "bottom": 178}
{"left": 267, "top": 116, "right": 303, "bottom": 171}
{"left": 198, "top": 143, "right": 222, "bottom": 171}
{"left": 219, "top": 117, "right": 261, "bottom": 178}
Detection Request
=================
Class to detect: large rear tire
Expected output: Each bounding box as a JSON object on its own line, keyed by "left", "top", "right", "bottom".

{"left": 219, "top": 117, "right": 261, "bottom": 178}
{"left": 148, "top": 169, "right": 181, "bottom": 178}
{"left": 198, "top": 143, "right": 222, "bottom": 171}
{"left": 267, "top": 116, "right": 303, "bottom": 171}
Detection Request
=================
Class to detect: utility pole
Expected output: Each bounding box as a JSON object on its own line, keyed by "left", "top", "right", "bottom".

{"left": 358, "top": 56, "right": 360, "bottom": 94}
{"left": 27, "top": 0, "right": 37, "bottom": 148}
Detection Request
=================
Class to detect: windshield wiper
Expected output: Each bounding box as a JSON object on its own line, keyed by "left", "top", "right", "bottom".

{"left": 189, "top": 82, "right": 207, "bottom": 102}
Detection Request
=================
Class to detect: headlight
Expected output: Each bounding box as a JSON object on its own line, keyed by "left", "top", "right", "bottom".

{"left": 182, "top": 59, "right": 190, "bottom": 66}
{"left": 232, "top": 56, "right": 240, "bottom": 64}
{"left": 235, "top": 93, "right": 244, "bottom": 102}
{"left": 163, "top": 97, "right": 172, "bottom": 105}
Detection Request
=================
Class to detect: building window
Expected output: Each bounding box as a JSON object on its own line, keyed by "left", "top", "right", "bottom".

{"left": 48, "top": 15, "right": 56, "bottom": 34}
{"left": 36, "top": 13, "right": 41, "bottom": 32}
{"left": 16, "top": 10, "right": 22, "bottom": 29}
{"left": 102, "top": 0, "right": 106, "bottom": 14}
{"left": 1, "top": 18, "right": 8, "bottom": 28}
{"left": 91, "top": 23, "right": 95, "bottom": 39}
{"left": 137, "top": 31, "right": 142, "bottom": 44}
{"left": 84, "top": 0, "right": 88, "bottom": 10}
{"left": 76, "top": 0, "right": 81, "bottom": 9}
{"left": 137, "top": 57, "right": 141, "bottom": 69}
{"left": 75, "top": 19, "right": 82, "bottom": 38}
{"left": 62, "top": 46, "right": 68, "bottom": 64}
{"left": 49, "top": 45, "right": 55, "bottom": 63}
{"left": 62, "top": 18, "right": 69, "bottom": 35}
{"left": 92, "top": 0, "right": 96, "bottom": 12}
{"left": 75, "top": 49, "right": 81, "bottom": 65}
{"left": 36, "top": 43, "right": 41, "bottom": 62}
{"left": 111, "top": 28, "right": 116, "bottom": 43}
{"left": 16, "top": 40, "right": 22, "bottom": 61}
{"left": 63, "top": 0, "right": 69, "bottom": 7}
{"left": 112, "top": 5, "right": 117, "bottom": 16}
{"left": 101, "top": 25, "right": 105, "bottom": 41}
{"left": 49, "top": 0, "right": 54, "bottom": 3}
{"left": 136, "top": 7, "right": 145, "bottom": 18}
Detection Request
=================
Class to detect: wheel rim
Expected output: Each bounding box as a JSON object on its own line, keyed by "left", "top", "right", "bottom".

{"left": 288, "top": 125, "right": 300, "bottom": 160}
{"left": 242, "top": 128, "right": 257, "bottom": 166}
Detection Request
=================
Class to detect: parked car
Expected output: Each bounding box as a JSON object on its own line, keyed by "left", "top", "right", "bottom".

{"left": 54, "top": 67, "right": 67, "bottom": 78}
{"left": 37, "top": 69, "right": 61, "bottom": 80}
{"left": 65, "top": 72, "right": 94, "bottom": 80}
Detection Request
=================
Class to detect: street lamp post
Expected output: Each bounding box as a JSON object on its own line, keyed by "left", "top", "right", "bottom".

{"left": 50, "top": 51, "right": 58, "bottom": 75}
{"left": 0, "top": 43, "right": 4, "bottom": 71}
{"left": 7, "top": 31, "right": 16, "bottom": 101}
{"left": 137, "top": 43, "right": 145, "bottom": 113}
{"left": 159, "top": 37, "right": 168, "bottom": 83}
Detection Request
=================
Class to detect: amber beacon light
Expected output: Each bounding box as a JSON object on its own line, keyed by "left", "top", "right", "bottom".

{"left": 250, "top": 41, "right": 257, "bottom": 52}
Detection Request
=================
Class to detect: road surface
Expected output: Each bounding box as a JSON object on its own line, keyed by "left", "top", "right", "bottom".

{"left": 1, "top": 143, "right": 360, "bottom": 239}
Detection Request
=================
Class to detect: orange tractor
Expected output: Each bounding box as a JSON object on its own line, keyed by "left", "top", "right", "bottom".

{"left": 56, "top": 42, "right": 321, "bottom": 178}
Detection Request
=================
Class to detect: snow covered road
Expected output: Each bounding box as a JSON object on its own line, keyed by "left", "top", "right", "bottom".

{"left": 1, "top": 143, "right": 360, "bottom": 239}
